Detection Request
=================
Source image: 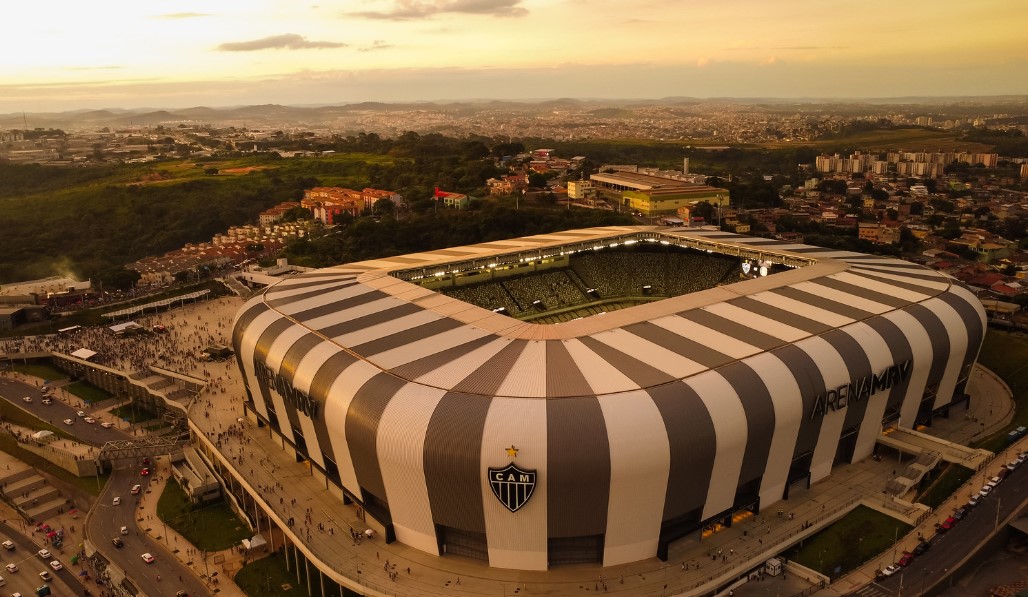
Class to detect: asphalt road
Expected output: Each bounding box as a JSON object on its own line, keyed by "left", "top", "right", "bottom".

{"left": 88, "top": 466, "right": 208, "bottom": 597}
{"left": 0, "top": 520, "right": 86, "bottom": 596}
{"left": 0, "top": 377, "right": 132, "bottom": 446}
{"left": 851, "top": 456, "right": 1028, "bottom": 597}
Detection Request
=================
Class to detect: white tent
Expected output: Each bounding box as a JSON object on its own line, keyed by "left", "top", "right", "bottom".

{"left": 31, "top": 430, "right": 54, "bottom": 441}
{"left": 70, "top": 348, "right": 97, "bottom": 361}
{"left": 241, "top": 535, "right": 267, "bottom": 550}
{"left": 108, "top": 321, "right": 142, "bottom": 334}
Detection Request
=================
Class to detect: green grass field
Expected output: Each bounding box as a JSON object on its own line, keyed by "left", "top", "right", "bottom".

{"left": 110, "top": 403, "right": 161, "bottom": 424}
{"left": 914, "top": 463, "right": 974, "bottom": 509}
{"left": 974, "top": 329, "right": 1028, "bottom": 451}
{"left": 786, "top": 506, "right": 911, "bottom": 578}
{"left": 234, "top": 551, "right": 361, "bottom": 597}
{"left": 63, "top": 381, "right": 114, "bottom": 404}
{"left": 10, "top": 363, "right": 68, "bottom": 381}
{"left": 156, "top": 480, "right": 252, "bottom": 551}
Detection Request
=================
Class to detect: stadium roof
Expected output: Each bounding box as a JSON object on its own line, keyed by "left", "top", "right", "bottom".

{"left": 235, "top": 226, "right": 968, "bottom": 400}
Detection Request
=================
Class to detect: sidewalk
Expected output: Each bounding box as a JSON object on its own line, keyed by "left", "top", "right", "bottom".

{"left": 133, "top": 458, "right": 247, "bottom": 597}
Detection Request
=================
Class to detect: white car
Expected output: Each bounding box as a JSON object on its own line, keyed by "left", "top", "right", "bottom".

{"left": 1, "top": 540, "right": 13, "bottom": 551}
{"left": 968, "top": 494, "right": 981, "bottom": 507}
{"left": 100, "top": 422, "right": 113, "bottom": 429}
{"left": 76, "top": 410, "right": 86, "bottom": 418}
{"left": 979, "top": 485, "right": 992, "bottom": 497}
{"left": 41, "top": 398, "right": 52, "bottom": 405}
{"left": 5, "top": 563, "right": 17, "bottom": 572}
{"left": 36, "top": 549, "right": 50, "bottom": 559}
{"left": 63, "top": 419, "right": 73, "bottom": 426}
{"left": 39, "top": 570, "right": 51, "bottom": 581}
{"left": 141, "top": 553, "right": 155, "bottom": 564}
{"left": 1007, "top": 461, "right": 1018, "bottom": 471}
{"left": 48, "top": 560, "right": 62, "bottom": 571}
{"left": 131, "top": 484, "right": 142, "bottom": 495}
{"left": 84, "top": 417, "right": 96, "bottom": 424}
{"left": 988, "top": 476, "right": 1002, "bottom": 488}
{"left": 880, "top": 564, "right": 901, "bottom": 577}
{"left": 21, "top": 396, "right": 31, "bottom": 403}
{"left": 120, "top": 526, "right": 129, "bottom": 535}
{"left": 112, "top": 496, "right": 121, "bottom": 506}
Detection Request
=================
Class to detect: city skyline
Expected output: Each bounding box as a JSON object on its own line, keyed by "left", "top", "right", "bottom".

{"left": 2, "top": 0, "right": 1027, "bottom": 112}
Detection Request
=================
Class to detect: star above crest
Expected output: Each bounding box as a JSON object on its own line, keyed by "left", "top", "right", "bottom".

{"left": 505, "top": 445, "right": 519, "bottom": 458}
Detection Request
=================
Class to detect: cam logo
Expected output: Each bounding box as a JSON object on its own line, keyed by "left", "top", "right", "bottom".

{"left": 488, "top": 462, "right": 537, "bottom": 513}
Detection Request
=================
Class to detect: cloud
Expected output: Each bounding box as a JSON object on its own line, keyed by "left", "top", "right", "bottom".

{"left": 349, "top": 0, "right": 528, "bottom": 20}
{"left": 217, "top": 34, "right": 347, "bottom": 52}
{"left": 67, "top": 66, "right": 124, "bottom": 71}
{"left": 359, "top": 40, "right": 395, "bottom": 53}
{"left": 155, "top": 12, "right": 212, "bottom": 19}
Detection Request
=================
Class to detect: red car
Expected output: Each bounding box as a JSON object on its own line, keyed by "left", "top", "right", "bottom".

{"left": 140, "top": 468, "right": 150, "bottom": 476}
{"left": 898, "top": 552, "right": 915, "bottom": 567}
{"left": 939, "top": 516, "right": 956, "bottom": 532}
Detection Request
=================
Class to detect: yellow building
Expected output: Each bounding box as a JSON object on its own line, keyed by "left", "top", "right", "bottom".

{"left": 622, "top": 186, "right": 730, "bottom": 217}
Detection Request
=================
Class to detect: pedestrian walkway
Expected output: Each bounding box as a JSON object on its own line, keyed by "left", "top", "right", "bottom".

{"left": 133, "top": 458, "right": 247, "bottom": 597}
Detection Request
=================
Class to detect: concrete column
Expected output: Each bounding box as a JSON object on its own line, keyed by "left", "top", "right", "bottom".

{"left": 305, "top": 555, "right": 312, "bottom": 596}
{"left": 284, "top": 539, "right": 290, "bottom": 573}
{"left": 319, "top": 567, "right": 325, "bottom": 597}
{"left": 294, "top": 542, "right": 302, "bottom": 584}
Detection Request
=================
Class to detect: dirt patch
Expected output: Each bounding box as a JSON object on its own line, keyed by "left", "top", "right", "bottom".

{"left": 219, "top": 166, "right": 274, "bottom": 175}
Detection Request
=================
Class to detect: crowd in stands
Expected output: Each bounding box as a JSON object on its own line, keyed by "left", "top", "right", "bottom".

{"left": 441, "top": 248, "right": 742, "bottom": 319}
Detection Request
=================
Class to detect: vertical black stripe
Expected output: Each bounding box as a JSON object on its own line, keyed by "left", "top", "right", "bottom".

{"left": 253, "top": 319, "right": 295, "bottom": 429}
{"left": 423, "top": 392, "right": 491, "bottom": 532}
{"left": 278, "top": 334, "right": 333, "bottom": 464}
{"left": 546, "top": 341, "right": 594, "bottom": 398}
{"left": 937, "top": 290, "right": 985, "bottom": 384}
{"left": 819, "top": 329, "right": 872, "bottom": 434}
{"left": 715, "top": 363, "right": 776, "bottom": 493}
{"left": 904, "top": 303, "right": 950, "bottom": 401}
{"left": 770, "top": 344, "right": 827, "bottom": 467}
{"left": 345, "top": 373, "right": 407, "bottom": 508}
{"left": 308, "top": 351, "right": 360, "bottom": 478}
{"left": 862, "top": 318, "right": 914, "bottom": 416}
{"left": 649, "top": 382, "right": 715, "bottom": 522}
{"left": 548, "top": 397, "right": 609, "bottom": 537}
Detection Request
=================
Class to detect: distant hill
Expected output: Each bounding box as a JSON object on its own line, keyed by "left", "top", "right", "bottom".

{"left": 2, "top": 95, "right": 1026, "bottom": 132}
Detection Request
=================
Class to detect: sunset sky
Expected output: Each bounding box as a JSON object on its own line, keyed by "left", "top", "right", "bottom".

{"left": 1, "top": 0, "right": 1026, "bottom": 111}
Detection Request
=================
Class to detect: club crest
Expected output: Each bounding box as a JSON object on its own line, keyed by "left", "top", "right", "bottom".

{"left": 488, "top": 462, "right": 537, "bottom": 513}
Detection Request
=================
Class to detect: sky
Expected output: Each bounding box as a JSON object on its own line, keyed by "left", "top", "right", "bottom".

{"left": 1, "top": 0, "right": 1026, "bottom": 112}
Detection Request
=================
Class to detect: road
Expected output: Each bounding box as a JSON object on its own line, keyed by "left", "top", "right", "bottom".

{"left": 850, "top": 455, "right": 1028, "bottom": 597}
{"left": 88, "top": 466, "right": 208, "bottom": 597}
{"left": 0, "top": 377, "right": 132, "bottom": 446}
{"left": 0, "top": 520, "right": 87, "bottom": 596}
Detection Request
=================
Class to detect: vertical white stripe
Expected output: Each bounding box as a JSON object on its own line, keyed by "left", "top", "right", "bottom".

{"left": 842, "top": 322, "right": 895, "bottom": 462}
{"left": 882, "top": 310, "right": 933, "bottom": 428}
{"left": 923, "top": 298, "right": 969, "bottom": 410}
{"left": 599, "top": 390, "right": 669, "bottom": 566}
{"left": 237, "top": 308, "right": 282, "bottom": 421}
{"left": 481, "top": 398, "right": 548, "bottom": 570}
{"left": 686, "top": 371, "right": 747, "bottom": 520}
{"left": 323, "top": 361, "right": 382, "bottom": 498}
{"left": 743, "top": 353, "right": 803, "bottom": 509}
{"left": 494, "top": 341, "right": 548, "bottom": 398}
{"left": 377, "top": 384, "right": 444, "bottom": 555}
{"left": 796, "top": 337, "right": 849, "bottom": 483}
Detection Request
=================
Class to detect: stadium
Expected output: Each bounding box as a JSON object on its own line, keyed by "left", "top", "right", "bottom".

{"left": 232, "top": 226, "right": 985, "bottom": 571}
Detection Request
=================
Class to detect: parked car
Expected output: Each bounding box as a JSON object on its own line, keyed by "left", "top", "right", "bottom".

{"left": 968, "top": 495, "right": 981, "bottom": 507}
{"left": 36, "top": 549, "right": 50, "bottom": 560}
{"left": 988, "top": 476, "right": 1002, "bottom": 489}
{"left": 953, "top": 505, "right": 970, "bottom": 521}
{"left": 879, "top": 564, "right": 901, "bottom": 578}
{"left": 940, "top": 516, "right": 957, "bottom": 532}
{"left": 898, "top": 553, "right": 915, "bottom": 567}
{"left": 84, "top": 417, "right": 96, "bottom": 424}
{"left": 979, "top": 485, "right": 993, "bottom": 498}
{"left": 100, "top": 422, "right": 113, "bottom": 428}
{"left": 76, "top": 411, "right": 85, "bottom": 418}
{"left": 912, "top": 539, "right": 931, "bottom": 556}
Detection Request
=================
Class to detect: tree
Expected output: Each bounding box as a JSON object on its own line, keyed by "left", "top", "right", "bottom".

{"left": 204, "top": 167, "right": 219, "bottom": 176}
{"left": 909, "top": 202, "right": 924, "bottom": 216}
{"left": 527, "top": 173, "right": 548, "bottom": 189}
{"left": 373, "top": 198, "right": 395, "bottom": 217}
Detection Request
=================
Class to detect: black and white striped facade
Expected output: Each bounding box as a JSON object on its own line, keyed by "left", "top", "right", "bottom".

{"left": 231, "top": 226, "right": 986, "bottom": 571}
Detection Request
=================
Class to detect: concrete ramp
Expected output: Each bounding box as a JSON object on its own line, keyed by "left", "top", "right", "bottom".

{"left": 879, "top": 427, "right": 992, "bottom": 470}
